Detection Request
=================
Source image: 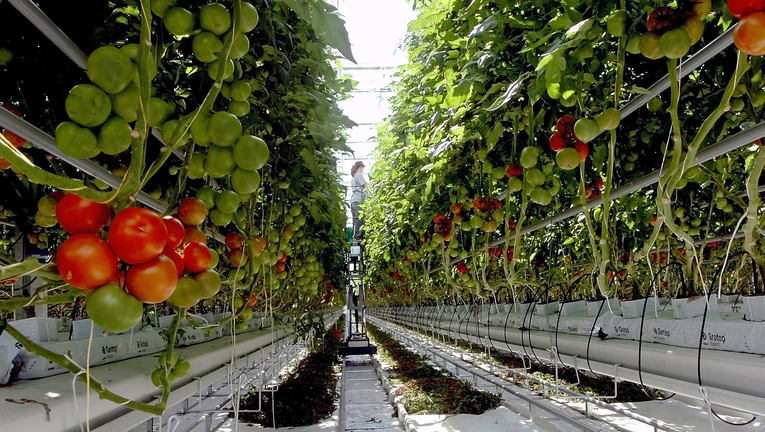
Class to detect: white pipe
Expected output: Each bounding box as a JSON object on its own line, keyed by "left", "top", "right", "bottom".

{"left": 378, "top": 308, "right": 765, "bottom": 417}
{"left": 7, "top": 0, "right": 88, "bottom": 69}
{"left": 0, "top": 106, "right": 167, "bottom": 212}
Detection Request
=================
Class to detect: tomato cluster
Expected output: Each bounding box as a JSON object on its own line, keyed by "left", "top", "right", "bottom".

{"left": 638, "top": 0, "right": 710, "bottom": 60}
{"left": 53, "top": 194, "right": 221, "bottom": 331}
{"left": 432, "top": 212, "right": 454, "bottom": 240}
{"left": 728, "top": 0, "right": 765, "bottom": 56}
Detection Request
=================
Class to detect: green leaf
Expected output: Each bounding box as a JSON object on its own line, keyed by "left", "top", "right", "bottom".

{"left": 307, "top": 1, "right": 356, "bottom": 63}
{"left": 486, "top": 74, "right": 527, "bottom": 111}
{"left": 485, "top": 121, "right": 504, "bottom": 149}
{"left": 592, "top": 144, "right": 608, "bottom": 172}
{"left": 279, "top": 0, "right": 311, "bottom": 23}
{"left": 565, "top": 18, "right": 593, "bottom": 39}
{"left": 467, "top": 15, "right": 498, "bottom": 45}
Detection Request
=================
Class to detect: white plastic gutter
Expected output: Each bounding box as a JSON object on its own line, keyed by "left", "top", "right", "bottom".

{"left": 376, "top": 307, "right": 765, "bottom": 418}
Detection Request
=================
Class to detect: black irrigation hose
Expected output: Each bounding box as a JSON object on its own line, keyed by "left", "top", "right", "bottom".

{"left": 637, "top": 262, "right": 679, "bottom": 401}
{"left": 695, "top": 251, "right": 758, "bottom": 426}
{"left": 553, "top": 273, "right": 594, "bottom": 366}
{"left": 523, "top": 284, "right": 550, "bottom": 365}
{"left": 585, "top": 273, "right": 616, "bottom": 377}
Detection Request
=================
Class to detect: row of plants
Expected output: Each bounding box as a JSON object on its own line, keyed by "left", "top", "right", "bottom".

{"left": 362, "top": 0, "right": 765, "bottom": 307}
{"left": 400, "top": 320, "right": 659, "bottom": 404}
{"left": 238, "top": 320, "right": 342, "bottom": 427}
{"left": 367, "top": 322, "right": 502, "bottom": 415}
{"left": 0, "top": 0, "right": 353, "bottom": 415}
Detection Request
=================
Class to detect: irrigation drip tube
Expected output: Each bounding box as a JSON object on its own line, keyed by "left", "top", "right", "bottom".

{"left": 372, "top": 306, "right": 765, "bottom": 418}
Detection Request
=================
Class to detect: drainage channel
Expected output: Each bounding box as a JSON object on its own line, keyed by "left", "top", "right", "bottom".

{"left": 127, "top": 333, "right": 313, "bottom": 432}
{"left": 370, "top": 316, "right": 688, "bottom": 432}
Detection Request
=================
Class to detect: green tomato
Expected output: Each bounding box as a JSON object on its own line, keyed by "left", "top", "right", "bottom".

{"left": 86, "top": 284, "right": 143, "bottom": 332}
{"left": 606, "top": 10, "right": 628, "bottom": 37}
{"left": 169, "top": 277, "right": 202, "bottom": 308}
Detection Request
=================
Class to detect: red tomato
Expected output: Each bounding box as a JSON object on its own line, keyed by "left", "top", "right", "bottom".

{"left": 0, "top": 156, "right": 11, "bottom": 170}
{"left": 109, "top": 270, "right": 126, "bottom": 288}
{"left": 183, "top": 242, "right": 211, "bottom": 272}
{"left": 184, "top": 226, "right": 207, "bottom": 245}
{"left": 108, "top": 207, "right": 168, "bottom": 264}
{"left": 225, "top": 232, "right": 244, "bottom": 250}
{"left": 177, "top": 197, "right": 207, "bottom": 226}
{"left": 57, "top": 233, "right": 118, "bottom": 289}
{"left": 56, "top": 193, "right": 111, "bottom": 235}
{"left": 574, "top": 140, "right": 589, "bottom": 161}
{"left": 277, "top": 252, "right": 288, "bottom": 263}
{"left": 126, "top": 255, "right": 178, "bottom": 303}
{"left": 2, "top": 130, "right": 25, "bottom": 148}
{"left": 246, "top": 294, "right": 257, "bottom": 306}
{"left": 163, "top": 216, "right": 185, "bottom": 249}
{"left": 733, "top": 11, "right": 765, "bottom": 56}
{"left": 162, "top": 246, "right": 185, "bottom": 276}
{"left": 727, "top": 0, "right": 765, "bottom": 18}
{"left": 549, "top": 132, "right": 567, "bottom": 152}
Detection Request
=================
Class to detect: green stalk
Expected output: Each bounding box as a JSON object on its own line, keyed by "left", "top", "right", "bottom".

{"left": 742, "top": 145, "right": 765, "bottom": 285}
{"left": 0, "top": 135, "right": 111, "bottom": 202}
{"left": 2, "top": 321, "right": 165, "bottom": 415}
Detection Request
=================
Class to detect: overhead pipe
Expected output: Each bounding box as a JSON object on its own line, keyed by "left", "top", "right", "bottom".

{"left": 0, "top": 106, "right": 167, "bottom": 212}
{"left": 6, "top": 0, "right": 88, "bottom": 69}
{"left": 373, "top": 308, "right": 765, "bottom": 418}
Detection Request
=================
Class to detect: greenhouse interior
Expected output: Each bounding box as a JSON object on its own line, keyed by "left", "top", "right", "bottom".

{"left": 0, "top": 0, "right": 764, "bottom": 431}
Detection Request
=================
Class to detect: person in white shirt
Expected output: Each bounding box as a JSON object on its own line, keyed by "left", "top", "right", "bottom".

{"left": 350, "top": 161, "right": 368, "bottom": 241}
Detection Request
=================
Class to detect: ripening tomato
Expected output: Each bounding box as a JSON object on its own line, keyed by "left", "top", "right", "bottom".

{"left": 184, "top": 226, "right": 207, "bottom": 245}
{"left": 56, "top": 193, "right": 111, "bottom": 235}
{"left": 274, "top": 261, "right": 286, "bottom": 273}
{"left": 163, "top": 216, "right": 185, "bottom": 249}
{"left": 225, "top": 232, "right": 244, "bottom": 250}
{"left": 177, "top": 197, "right": 207, "bottom": 226}
{"left": 727, "top": 0, "right": 765, "bottom": 18}
{"left": 162, "top": 246, "right": 185, "bottom": 276}
{"left": 109, "top": 207, "right": 167, "bottom": 264}
{"left": 57, "top": 233, "right": 118, "bottom": 289}
{"left": 733, "top": 12, "right": 765, "bottom": 56}
{"left": 251, "top": 236, "right": 266, "bottom": 255}
{"left": 227, "top": 249, "right": 247, "bottom": 267}
{"left": 183, "top": 241, "right": 211, "bottom": 273}
{"left": 126, "top": 254, "right": 178, "bottom": 303}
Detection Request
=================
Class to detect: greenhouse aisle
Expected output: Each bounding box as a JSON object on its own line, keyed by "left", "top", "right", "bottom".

{"left": 340, "top": 355, "right": 402, "bottom": 432}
